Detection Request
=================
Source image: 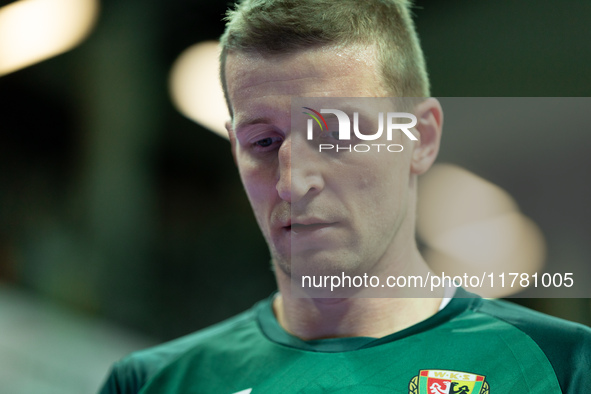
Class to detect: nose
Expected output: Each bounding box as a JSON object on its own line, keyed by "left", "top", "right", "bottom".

{"left": 276, "top": 138, "right": 324, "bottom": 203}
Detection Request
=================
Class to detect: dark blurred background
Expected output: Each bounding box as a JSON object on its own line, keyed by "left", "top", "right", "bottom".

{"left": 0, "top": 0, "right": 590, "bottom": 390}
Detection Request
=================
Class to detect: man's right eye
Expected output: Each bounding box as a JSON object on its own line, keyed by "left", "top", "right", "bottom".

{"left": 250, "top": 136, "right": 282, "bottom": 152}
{"left": 255, "top": 137, "right": 274, "bottom": 147}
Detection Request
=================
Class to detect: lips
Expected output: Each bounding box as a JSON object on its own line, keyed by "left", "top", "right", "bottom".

{"left": 291, "top": 223, "right": 330, "bottom": 230}
{"left": 283, "top": 220, "right": 336, "bottom": 234}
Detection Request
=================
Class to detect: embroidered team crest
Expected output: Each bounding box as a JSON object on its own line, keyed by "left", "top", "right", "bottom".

{"left": 408, "top": 369, "right": 489, "bottom": 394}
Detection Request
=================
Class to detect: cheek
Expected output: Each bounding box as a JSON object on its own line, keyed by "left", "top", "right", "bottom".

{"left": 241, "top": 171, "right": 265, "bottom": 202}
{"left": 238, "top": 161, "right": 276, "bottom": 211}
{"left": 352, "top": 152, "right": 408, "bottom": 189}
{"left": 349, "top": 154, "right": 410, "bottom": 214}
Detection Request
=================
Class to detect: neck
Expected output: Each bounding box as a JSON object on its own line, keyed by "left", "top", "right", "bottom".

{"left": 273, "top": 254, "right": 443, "bottom": 340}
{"left": 273, "top": 292, "right": 441, "bottom": 340}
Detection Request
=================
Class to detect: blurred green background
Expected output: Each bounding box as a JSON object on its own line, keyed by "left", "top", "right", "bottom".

{"left": 0, "top": 0, "right": 590, "bottom": 391}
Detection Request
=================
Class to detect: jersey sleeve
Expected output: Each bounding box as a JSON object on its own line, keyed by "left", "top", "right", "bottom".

{"left": 97, "top": 359, "right": 146, "bottom": 394}
{"left": 478, "top": 299, "right": 591, "bottom": 393}
{"left": 532, "top": 319, "right": 591, "bottom": 393}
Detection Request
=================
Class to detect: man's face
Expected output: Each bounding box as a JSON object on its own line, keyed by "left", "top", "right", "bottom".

{"left": 225, "top": 44, "right": 424, "bottom": 282}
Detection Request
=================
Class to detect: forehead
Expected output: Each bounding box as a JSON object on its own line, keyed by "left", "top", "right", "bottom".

{"left": 224, "top": 44, "right": 388, "bottom": 123}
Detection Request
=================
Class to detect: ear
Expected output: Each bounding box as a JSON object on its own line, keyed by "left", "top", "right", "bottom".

{"left": 225, "top": 120, "right": 238, "bottom": 166}
{"left": 410, "top": 98, "right": 443, "bottom": 175}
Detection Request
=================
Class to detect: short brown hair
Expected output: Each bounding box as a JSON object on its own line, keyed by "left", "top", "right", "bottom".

{"left": 220, "top": 0, "right": 430, "bottom": 115}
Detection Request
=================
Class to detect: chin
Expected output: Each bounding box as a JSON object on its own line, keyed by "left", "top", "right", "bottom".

{"left": 293, "top": 251, "right": 364, "bottom": 276}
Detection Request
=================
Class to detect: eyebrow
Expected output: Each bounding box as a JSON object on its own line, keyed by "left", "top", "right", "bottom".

{"left": 234, "top": 117, "right": 273, "bottom": 133}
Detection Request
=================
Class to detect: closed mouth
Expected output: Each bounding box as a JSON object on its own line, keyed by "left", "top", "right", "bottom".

{"left": 289, "top": 223, "right": 334, "bottom": 232}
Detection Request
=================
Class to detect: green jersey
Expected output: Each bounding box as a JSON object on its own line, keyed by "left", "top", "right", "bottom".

{"left": 99, "top": 288, "right": 591, "bottom": 393}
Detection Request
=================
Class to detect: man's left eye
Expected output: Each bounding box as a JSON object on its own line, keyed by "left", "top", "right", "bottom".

{"left": 328, "top": 131, "right": 340, "bottom": 140}
{"left": 320, "top": 131, "right": 341, "bottom": 140}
